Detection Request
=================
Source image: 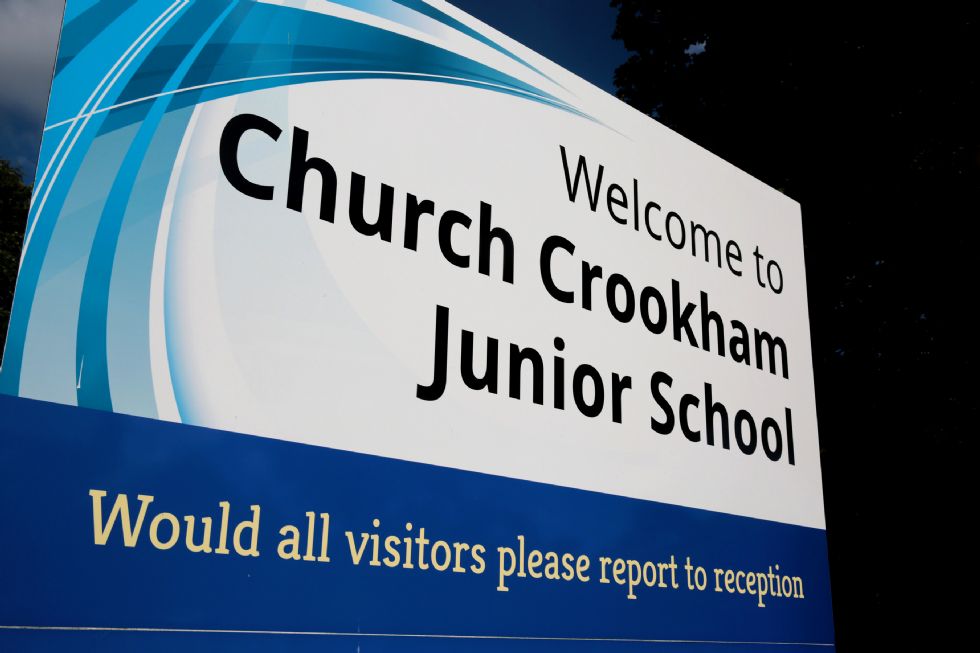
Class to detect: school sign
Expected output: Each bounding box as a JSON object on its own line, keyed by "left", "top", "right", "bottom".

{"left": 0, "top": 1, "right": 834, "bottom": 650}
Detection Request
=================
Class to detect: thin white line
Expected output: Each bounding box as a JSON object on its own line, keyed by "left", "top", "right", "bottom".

{"left": 0, "top": 625, "right": 834, "bottom": 646}
{"left": 33, "top": 0, "right": 185, "bottom": 202}
{"left": 43, "top": 69, "right": 575, "bottom": 133}
{"left": 22, "top": 1, "right": 188, "bottom": 267}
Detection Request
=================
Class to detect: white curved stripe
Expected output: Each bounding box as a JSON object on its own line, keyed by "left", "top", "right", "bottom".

{"left": 33, "top": 0, "right": 185, "bottom": 204}
{"left": 22, "top": 1, "right": 188, "bottom": 268}
{"left": 257, "top": 0, "right": 569, "bottom": 101}
{"left": 43, "top": 69, "right": 579, "bottom": 133}
{"left": 148, "top": 105, "right": 201, "bottom": 423}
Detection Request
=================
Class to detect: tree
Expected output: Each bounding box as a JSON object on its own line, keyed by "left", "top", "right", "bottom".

{"left": 610, "top": 3, "right": 977, "bottom": 649}
{"left": 0, "top": 160, "right": 30, "bottom": 350}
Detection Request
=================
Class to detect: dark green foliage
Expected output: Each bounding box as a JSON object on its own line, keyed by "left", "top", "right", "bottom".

{"left": 610, "top": 3, "right": 976, "bottom": 648}
{"left": 0, "top": 161, "right": 30, "bottom": 351}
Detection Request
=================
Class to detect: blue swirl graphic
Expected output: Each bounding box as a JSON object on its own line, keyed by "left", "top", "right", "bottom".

{"left": 0, "top": 0, "right": 593, "bottom": 413}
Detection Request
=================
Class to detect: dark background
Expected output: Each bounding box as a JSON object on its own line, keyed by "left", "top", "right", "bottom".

{"left": 1, "top": 2, "right": 976, "bottom": 649}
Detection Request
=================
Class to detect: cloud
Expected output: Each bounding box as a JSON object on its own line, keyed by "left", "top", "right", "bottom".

{"left": 0, "top": 0, "right": 63, "bottom": 119}
{"left": 0, "top": 0, "right": 63, "bottom": 179}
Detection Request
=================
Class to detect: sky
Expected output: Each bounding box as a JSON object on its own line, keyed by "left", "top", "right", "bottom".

{"left": 0, "top": 0, "right": 626, "bottom": 184}
{"left": 0, "top": 0, "right": 64, "bottom": 179}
